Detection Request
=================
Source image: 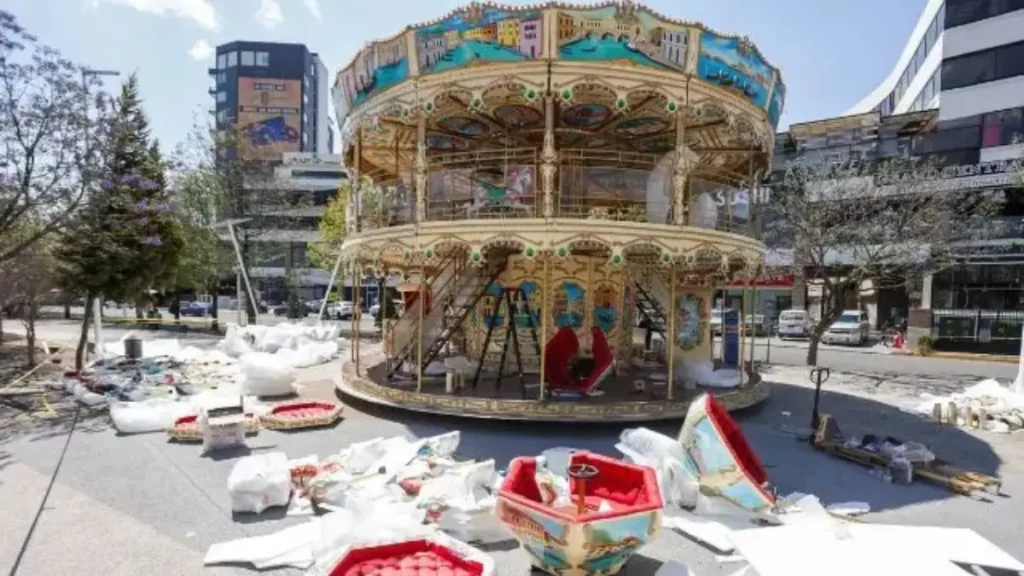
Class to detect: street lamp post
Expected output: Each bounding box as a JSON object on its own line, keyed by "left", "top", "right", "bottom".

{"left": 83, "top": 68, "right": 120, "bottom": 358}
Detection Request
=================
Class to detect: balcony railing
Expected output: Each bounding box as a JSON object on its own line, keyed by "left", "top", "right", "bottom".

{"left": 346, "top": 149, "right": 761, "bottom": 241}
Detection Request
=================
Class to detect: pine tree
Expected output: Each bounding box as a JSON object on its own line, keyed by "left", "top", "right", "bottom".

{"left": 55, "top": 74, "right": 185, "bottom": 370}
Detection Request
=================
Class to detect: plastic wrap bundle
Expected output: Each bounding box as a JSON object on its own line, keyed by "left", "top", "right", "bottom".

{"left": 227, "top": 452, "right": 293, "bottom": 514}
{"left": 109, "top": 398, "right": 197, "bottom": 434}
{"left": 616, "top": 427, "right": 699, "bottom": 508}
{"left": 218, "top": 325, "right": 254, "bottom": 358}
{"left": 241, "top": 352, "right": 298, "bottom": 396}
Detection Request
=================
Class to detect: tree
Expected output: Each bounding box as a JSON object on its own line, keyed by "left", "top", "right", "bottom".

{"left": 0, "top": 222, "right": 55, "bottom": 361}
{"left": 763, "top": 158, "right": 1003, "bottom": 365}
{"left": 54, "top": 75, "right": 185, "bottom": 370}
{"left": 307, "top": 177, "right": 349, "bottom": 272}
{"left": 0, "top": 11, "right": 111, "bottom": 266}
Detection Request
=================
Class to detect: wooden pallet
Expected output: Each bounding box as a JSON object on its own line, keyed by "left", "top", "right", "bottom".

{"left": 812, "top": 414, "right": 1002, "bottom": 498}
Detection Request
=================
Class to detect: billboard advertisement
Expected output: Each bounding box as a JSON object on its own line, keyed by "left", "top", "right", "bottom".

{"left": 237, "top": 77, "right": 302, "bottom": 159}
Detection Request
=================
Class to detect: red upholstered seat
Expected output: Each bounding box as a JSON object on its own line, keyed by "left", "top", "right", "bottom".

{"left": 543, "top": 327, "right": 579, "bottom": 390}
{"left": 543, "top": 327, "right": 614, "bottom": 395}
{"left": 497, "top": 451, "right": 663, "bottom": 523}
{"left": 501, "top": 457, "right": 544, "bottom": 504}
{"left": 329, "top": 540, "right": 484, "bottom": 576}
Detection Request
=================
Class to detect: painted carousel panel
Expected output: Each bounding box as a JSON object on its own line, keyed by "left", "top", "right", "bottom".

{"left": 415, "top": 6, "right": 544, "bottom": 75}
{"left": 556, "top": 5, "right": 690, "bottom": 72}
{"left": 335, "top": 35, "right": 410, "bottom": 116}
{"left": 696, "top": 31, "right": 775, "bottom": 109}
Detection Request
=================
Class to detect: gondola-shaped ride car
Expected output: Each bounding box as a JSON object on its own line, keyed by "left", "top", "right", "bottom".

{"left": 496, "top": 451, "right": 663, "bottom": 576}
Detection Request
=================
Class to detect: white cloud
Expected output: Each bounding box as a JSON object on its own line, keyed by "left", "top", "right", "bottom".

{"left": 302, "top": 0, "right": 321, "bottom": 20}
{"left": 254, "top": 0, "right": 284, "bottom": 29}
{"left": 188, "top": 39, "right": 214, "bottom": 61}
{"left": 94, "top": 0, "right": 219, "bottom": 31}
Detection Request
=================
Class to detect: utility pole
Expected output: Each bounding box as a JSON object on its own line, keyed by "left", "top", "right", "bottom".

{"left": 83, "top": 68, "right": 120, "bottom": 358}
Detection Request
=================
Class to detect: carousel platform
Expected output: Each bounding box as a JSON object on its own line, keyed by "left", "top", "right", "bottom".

{"left": 335, "top": 345, "right": 770, "bottom": 423}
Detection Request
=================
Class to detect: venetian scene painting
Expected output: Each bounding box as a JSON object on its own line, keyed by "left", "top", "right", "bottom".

{"left": 676, "top": 293, "right": 707, "bottom": 351}
{"left": 557, "top": 4, "right": 689, "bottom": 72}
{"left": 554, "top": 281, "right": 586, "bottom": 329}
{"left": 768, "top": 79, "right": 786, "bottom": 129}
{"left": 497, "top": 502, "right": 570, "bottom": 572}
{"left": 580, "top": 513, "right": 658, "bottom": 573}
{"left": 334, "top": 35, "right": 409, "bottom": 115}
{"left": 593, "top": 283, "right": 619, "bottom": 334}
{"left": 416, "top": 5, "right": 543, "bottom": 74}
{"left": 697, "top": 31, "right": 774, "bottom": 108}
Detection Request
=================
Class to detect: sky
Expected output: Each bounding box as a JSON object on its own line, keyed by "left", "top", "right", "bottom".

{"left": 5, "top": 0, "right": 928, "bottom": 155}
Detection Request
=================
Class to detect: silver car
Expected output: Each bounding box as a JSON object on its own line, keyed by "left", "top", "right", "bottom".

{"left": 777, "top": 309, "right": 811, "bottom": 339}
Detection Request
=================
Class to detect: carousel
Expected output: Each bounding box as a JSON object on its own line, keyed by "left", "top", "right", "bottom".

{"left": 332, "top": 1, "right": 784, "bottom": 422}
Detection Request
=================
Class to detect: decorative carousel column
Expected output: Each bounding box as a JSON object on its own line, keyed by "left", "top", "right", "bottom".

{"left": 415, "top": 112, "right": 428, "bottom": 223}
{"left": 672, "top": 113, "right": 697, "bottom": 226}
{"left": 541, "top": 95, "right": 557, "bottom": 218}
{"left": 351, "top": 130, "right": 362, "bottom": 233}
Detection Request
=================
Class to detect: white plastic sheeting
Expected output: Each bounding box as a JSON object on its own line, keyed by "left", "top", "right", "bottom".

{"left": 204, "top": 431, "right": 501, "bottom": 572}
{"left": 219, "top": 322, "right": 341, "bottom": 369}
{"left": 228, "top": 452, "right": 293, "bottom": 514}
{"left": 241, "top": 353, "right": 298, "bottom": 397}
{"left": 676, "top": 360, "right": 742, "bottom": 389}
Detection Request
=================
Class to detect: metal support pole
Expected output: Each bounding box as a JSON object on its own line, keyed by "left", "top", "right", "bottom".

{"left": 667, "top": 263, "right": 676, "bottom": 401}
{"left": 236, "top": 273, "right": 244, "bottom": 325}
{"left": 539, "top": 254, "right": 549, "bottom": 400}
{"left": 350, "top": 261, "right": 357, "bottom": 362}
{"left": 354, "top": 269, "right": 361, "bottom": 371}
{"left": 750, "top": 285, "right": 758, "bottom": 379}
{"left": 227, "top": 223, "right": 260, "bottom": 325}
{"left": 416, "top": 270, "right": 425, "bottom": 393}
{"left": 318, "top": 250, "right": 345, "bottom": 322}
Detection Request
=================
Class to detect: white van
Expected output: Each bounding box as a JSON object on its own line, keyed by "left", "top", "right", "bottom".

{"left": 777, "top": 309, "right": 811, "bottom": 339}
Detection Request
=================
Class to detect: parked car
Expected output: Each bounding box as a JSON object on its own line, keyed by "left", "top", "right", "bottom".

{"left": 777, "top": 309, "right": 812, "bottom": 339}
{"left": 822, "top": 310, "right": 870, "bottom": 346}
{"left": 743, "top": 314, "right": 770, "bottom": 336}
{"left": 332, "top": 300, "right": 354, "bottom": 320}
{"left": 180, "top": 301, "right": 211, "bottom": 317}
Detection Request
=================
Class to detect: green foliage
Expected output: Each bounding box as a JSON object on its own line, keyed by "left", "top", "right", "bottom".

{"left": 308, "top": 179, "right": 350, "bottom": 271}
{"left": 917, "top": 335, "right": 934, "bottom": 355}
{"left": 54, "top": 74, "right": 185, "bottom": 304}
{"left": 168, "top": 166, "right": 232, "bottom": 291}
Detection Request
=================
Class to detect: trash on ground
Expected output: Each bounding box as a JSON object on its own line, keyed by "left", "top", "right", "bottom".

{"left": 905, "top": 377, "right": 1024, "bottom": 432}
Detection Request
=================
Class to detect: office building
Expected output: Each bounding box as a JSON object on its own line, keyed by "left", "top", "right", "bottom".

{"left": 208, "top": 41, "right": 334, "bottom": 158}
{"left": 769, "top": 0, "right": 1024, "bottom": 353}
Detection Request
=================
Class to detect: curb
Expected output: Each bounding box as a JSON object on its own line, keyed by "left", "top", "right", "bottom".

{"left": 908, "top": 350, "right": 1019, "bottom": 364}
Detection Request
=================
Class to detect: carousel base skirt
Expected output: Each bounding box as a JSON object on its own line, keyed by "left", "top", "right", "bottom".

{"left": 336, "top": 350, "right": 770, "bottom": 423}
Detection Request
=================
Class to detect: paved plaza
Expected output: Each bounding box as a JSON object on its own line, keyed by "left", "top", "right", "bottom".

{"left": 0, "top": 321, "right": 1022, "bottom": 575}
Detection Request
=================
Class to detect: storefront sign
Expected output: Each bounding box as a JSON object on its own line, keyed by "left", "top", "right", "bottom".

{"left": 723, "top": 309, "right": 740, "bottom": 368}
{"left": 283, "top": 153, "right": 343, "bottom": 166}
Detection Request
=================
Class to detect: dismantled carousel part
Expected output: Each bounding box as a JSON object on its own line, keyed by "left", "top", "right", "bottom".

{"left": 813, "top": 413, "right": 1003, "bottom": 497}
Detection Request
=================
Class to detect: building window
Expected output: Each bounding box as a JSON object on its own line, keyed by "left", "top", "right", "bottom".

{"left": 942, "top": 49, "right": 997, "bottom": 89}
{"left": 241, "top": 51, "right": 255, "bottom": 66}
{"left": 946, "top": 0, "right": 1024, "bottom": 29}
{"left": 982, "top": 108, "right": 1024, "bottom": 147}
{"left": 216, "top": 91, "right": 227, "bottom": 103}
{"left": 256, "top": 51, "right": 270, "bottom": 66}
{"left": 925, "top": 11, "right": 939, "bottom": 51}
{"left": 303, "top": 112, "right": 308, "bottom": 125}
{"left": 226, "top": 51, "right": 238, "bottom": 68}
{"left": 216, "top": 72, "right": 226, "bottom": 85}
{"left": 996, "top": 41, "right": 1024, "bottom": 78}
{"left": 216, "top": 110, "right": 228, "bottom": 124}
{"left": 217, "top": 53, "right": 227, "bottom": 69}
{"left": 302, "top": 132, "right": 308, "bottom": 147}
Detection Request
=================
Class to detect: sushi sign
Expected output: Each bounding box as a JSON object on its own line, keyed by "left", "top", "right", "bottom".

{"left": 713, "top": 187, "right": 771, "bottom": 206}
